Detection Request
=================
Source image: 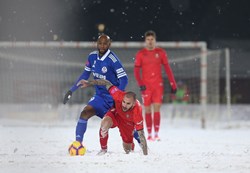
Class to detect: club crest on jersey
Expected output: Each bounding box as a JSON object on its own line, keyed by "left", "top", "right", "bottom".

{"left": 155, "top": 53, "right": 159, "bottom": 58}
{"left": 102, "top": 66, "right": 107, "bottom": 73}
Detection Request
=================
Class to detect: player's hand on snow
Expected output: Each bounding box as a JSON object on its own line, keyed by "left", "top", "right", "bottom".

{"left": 63, "top": 90, "right": 72, "bottom": 104}
{"left": 137, "top": 130, "right": 148, "bottom": 155}
{"left": 77, "top": 79, "right": 89, "bottom": 88}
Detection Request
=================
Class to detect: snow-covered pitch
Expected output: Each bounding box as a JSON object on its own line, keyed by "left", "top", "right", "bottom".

{"left": 0, "top": 117, "right": 249, "bottom": 173}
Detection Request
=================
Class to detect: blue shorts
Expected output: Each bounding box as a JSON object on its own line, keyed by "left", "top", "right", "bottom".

{"left": 88, "top": 94, "right": 114, "bottom": 118}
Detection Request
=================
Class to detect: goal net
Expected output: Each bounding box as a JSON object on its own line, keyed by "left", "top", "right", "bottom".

{"left": 0, "top": 41, "right": 230, "bottom": 126}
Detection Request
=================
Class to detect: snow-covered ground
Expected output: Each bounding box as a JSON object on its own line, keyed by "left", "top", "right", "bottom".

{"left": 0, "top": 116, "right": 250, "bottom": 173}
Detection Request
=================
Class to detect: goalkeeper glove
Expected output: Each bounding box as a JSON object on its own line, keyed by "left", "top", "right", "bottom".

{"left": 63, "top": 90, "right": 72, "bottom": 104}
{"left": 171, "top": 88, "right": 177, "bottom": 94}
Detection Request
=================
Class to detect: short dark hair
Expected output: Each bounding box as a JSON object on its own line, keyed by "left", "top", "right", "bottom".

{"left": 125, "top": 91, "right": 136, "bottom": 101}
{"left": 144, "top": 30, "right": 156, "bottom": 38}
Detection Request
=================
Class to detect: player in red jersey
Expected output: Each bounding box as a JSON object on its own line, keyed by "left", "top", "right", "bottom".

{"left": 78, "top": 79, "right": 148, "bottom": 155}
{"left": 134, "top": 30, "right": 177, "bottom": 141}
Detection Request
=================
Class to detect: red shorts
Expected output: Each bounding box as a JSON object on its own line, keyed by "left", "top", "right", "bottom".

{"left": 142, "top": 82, "right": 164, "bottom": 106}
{"left": 106, "top": 111, "right": 134, "bottom": 144}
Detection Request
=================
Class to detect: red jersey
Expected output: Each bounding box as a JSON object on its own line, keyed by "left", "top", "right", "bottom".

{"left": 108, "top": 86, "right": 143, "bottom": 131}
{"left": 134, "top": 47, "right": 177, "bottom": 89}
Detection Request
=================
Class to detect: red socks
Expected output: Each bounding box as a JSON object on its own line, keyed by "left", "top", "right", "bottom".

{"left": 99, "top": 128, "right": 108, "bottom": 150}
{"left": 145, "top": 113, "right": 152, "bottom": 135}
{"left": 154, "top": 112, "right": 160, "bottom": 134}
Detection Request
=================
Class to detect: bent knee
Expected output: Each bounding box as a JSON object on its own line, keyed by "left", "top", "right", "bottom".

{"left": 144, "top": 106, "right": 151, "bottom": 113}
{"left": 101, "top": 116, "right": 113, "bottom": 129}
{"left": 80, "top": 106, "right": 95, "bottom": 119}
{"left": 100, "top": 117, "right": 112, "bottom": 138}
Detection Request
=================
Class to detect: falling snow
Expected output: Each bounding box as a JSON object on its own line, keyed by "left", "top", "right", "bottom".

{"left": 0, "top": 117, "right": 250, "bottom": 173}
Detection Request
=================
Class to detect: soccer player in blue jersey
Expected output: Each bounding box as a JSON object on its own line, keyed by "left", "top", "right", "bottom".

{"left": 63, "top": 34, "right": 129, "bottom": 152}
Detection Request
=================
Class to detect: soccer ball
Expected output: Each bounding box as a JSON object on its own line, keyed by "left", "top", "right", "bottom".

{"left": 68, "top": 141, "right": 86, "bottom": 156}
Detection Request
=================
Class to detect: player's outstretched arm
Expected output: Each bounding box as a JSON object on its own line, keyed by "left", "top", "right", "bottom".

{"left": 137, "top": 130, "right": 148, "bottom": 155}
{"left": 64, "top": 69, "right": 91, "bottom": 104}
{"left": 78, "top": 79, "right": 113, "bottom": 90}
{"left": 76, "top": 79, "right": 89, "bottom": 88}
{"left": 94, "top": 79, "right": 113, "bottom": 89}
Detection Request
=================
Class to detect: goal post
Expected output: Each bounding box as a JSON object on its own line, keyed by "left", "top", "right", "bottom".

{"left": 0, "top": 41, "right": 230, "bottom": 127}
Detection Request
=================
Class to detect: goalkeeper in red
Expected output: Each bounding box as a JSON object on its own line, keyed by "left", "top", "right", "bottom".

{"left": 79, "top": 79, "right": 148, "bottom": 155}
{"left": 134, "top": 30, "right": 177, "bottom": 141}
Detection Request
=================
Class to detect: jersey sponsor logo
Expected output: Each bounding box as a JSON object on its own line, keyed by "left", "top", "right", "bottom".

{"left": 126, "top": 114, "right": 130, "bottom": 118}
{"left": 102, "top": 66, "right": 107, "bottom": 73}
{"left": 93, "top": 72, "right": 106, "bottom": 79}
